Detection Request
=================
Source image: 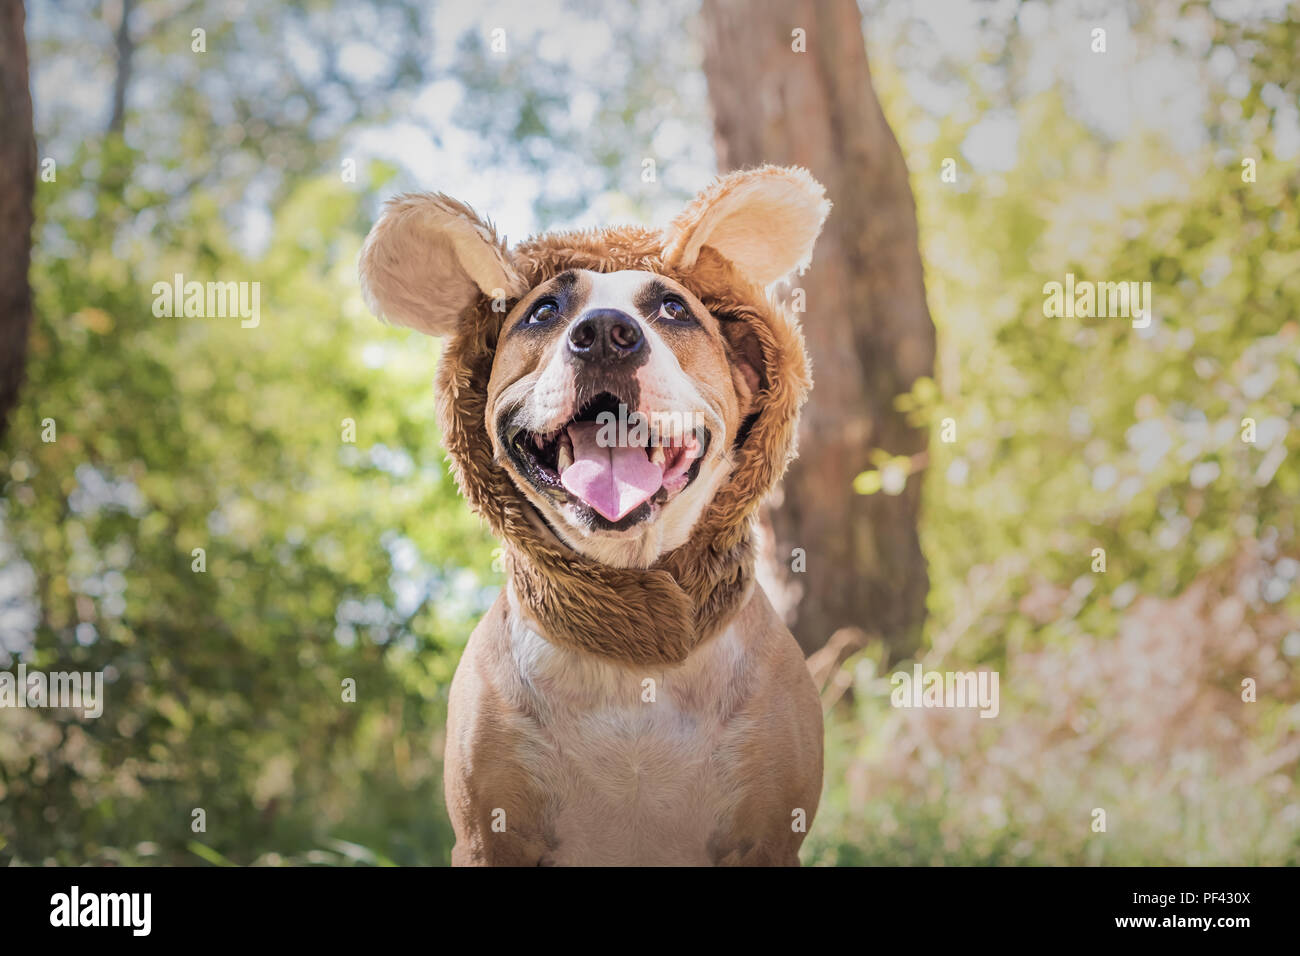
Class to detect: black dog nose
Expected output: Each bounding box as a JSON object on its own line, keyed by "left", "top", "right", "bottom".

{"left": 568, "top": 310, "right": 644, "bottom": 362}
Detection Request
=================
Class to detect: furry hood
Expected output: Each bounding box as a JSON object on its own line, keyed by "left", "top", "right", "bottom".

{"left": 363, "top": 166, "right": 828, "bottom": 665}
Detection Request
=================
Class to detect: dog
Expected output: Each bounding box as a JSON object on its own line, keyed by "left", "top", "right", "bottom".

{"left": 359, "top": 165, "right": 829, "bottom": 865}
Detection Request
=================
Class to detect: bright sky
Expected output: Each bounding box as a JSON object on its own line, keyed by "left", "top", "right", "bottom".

{"left": 27, "top": 0, "right": 1297, "bottom": 254}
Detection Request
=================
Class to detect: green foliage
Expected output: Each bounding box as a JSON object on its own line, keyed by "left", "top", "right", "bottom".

{"left": 1, "top": 140, "right": 497, "bottom": 864}
{"left": 811, "top": 5, "right": 1300, "bottom": 864}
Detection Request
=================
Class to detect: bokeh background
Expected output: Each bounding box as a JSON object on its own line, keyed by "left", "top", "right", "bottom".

{"left": 1, "top": 0, "right": 1298, "bottom": 865}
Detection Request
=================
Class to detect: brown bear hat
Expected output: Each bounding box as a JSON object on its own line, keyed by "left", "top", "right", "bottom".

{"left": 360, "top": 165, "right": 829, "bottom": 666}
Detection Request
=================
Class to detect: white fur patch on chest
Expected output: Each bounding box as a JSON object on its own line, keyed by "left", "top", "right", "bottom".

{"left": 506, "top": 612, "right": 751, "bottom": 865}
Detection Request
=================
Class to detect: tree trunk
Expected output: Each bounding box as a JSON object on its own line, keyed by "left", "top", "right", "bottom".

{"left": 0, "top": 0, "right": 36, "bottom": 442}
{"left": 108, "top": 0, "right": 135, "bottom": 135}
{"left": 701, "top": 0, "right": 936, "bottom": 656}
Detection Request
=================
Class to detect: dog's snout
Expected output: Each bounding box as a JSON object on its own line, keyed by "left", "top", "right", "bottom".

{"left": 568, "top": 310, "right": 644, "bottom": 362}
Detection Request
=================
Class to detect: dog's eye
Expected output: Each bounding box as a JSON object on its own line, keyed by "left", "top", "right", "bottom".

{"left": 526, "top": 299, "right": 560, "bottom": 325}
{"left": 658, "top": 296, "right": 694, "bottom": 324}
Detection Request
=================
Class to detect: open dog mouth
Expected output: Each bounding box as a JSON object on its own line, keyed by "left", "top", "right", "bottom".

{"left": 503, "top": 392, "right": 711, "bottom": 527}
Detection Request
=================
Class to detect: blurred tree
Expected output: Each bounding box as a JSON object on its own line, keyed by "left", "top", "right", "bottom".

{"left": 0, "top": 0, "right": 35, "bottom": 439}
{"left": 29, "top": 0, "right": 438, "bottom": 239}
{"left": 805, "top": 0, "right": 1300, "bottom": 865}
{"left": 1, "top": 0, "right": 496, "bottom": 866}
{"left": 701, "top": 0, "right": 936, "bottom": 656}
{"left": 107, "top": 0, "right": 134, "bottom": 135}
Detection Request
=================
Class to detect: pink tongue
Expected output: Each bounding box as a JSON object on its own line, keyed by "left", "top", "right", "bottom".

{"left": 561, "top": 421, "right": 664, "bottom": 522}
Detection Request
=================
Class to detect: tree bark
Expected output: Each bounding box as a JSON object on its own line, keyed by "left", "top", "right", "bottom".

{"left": 0, "top": 0, "right": 36, "bottom": 442}
{"left": 701, "top": 0, "right": 936, "bottom": 656}
{"left": 108, "top": 0, "right": 135, "bottom": 135}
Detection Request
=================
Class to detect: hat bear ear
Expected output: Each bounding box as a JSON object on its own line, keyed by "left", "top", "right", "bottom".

{"left": 661, "top": 165, "right": 831, "bottom": 288}
{"left": 358, "top": 193, "right": 525, "bottom": 337}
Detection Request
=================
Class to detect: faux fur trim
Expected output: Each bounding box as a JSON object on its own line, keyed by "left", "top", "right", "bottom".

{"left": 433, "top": 176, "right": 815, "bottom": 666}
{"left": 662, "top": 164, "right": 830, "bottom": 286}
{"left": 360, "top": 193, "right": 523, "bottom": 336}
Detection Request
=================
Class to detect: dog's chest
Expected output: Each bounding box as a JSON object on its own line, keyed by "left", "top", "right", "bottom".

{"left": 508, "top": 620, "right": 749, "bottom": 865}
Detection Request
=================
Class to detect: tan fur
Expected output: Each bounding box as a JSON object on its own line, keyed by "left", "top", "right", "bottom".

{"left": 446, "top": 586, "right": 822, "bottom": 865}
{"left": 662, "top": 164, "right": 830, "bottom": 286}
{"left": 360, "top": 166, "right": 830, "bottom": 866}
{"left": 359, "top": 193, "right": 524, "bottom": 335}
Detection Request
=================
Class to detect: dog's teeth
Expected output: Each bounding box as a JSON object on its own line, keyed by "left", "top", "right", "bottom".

{"left": 649, "top": 445, "right": 666, "bottom": 467}
{"left": 557, "top": 443, "right": 573, "bottom": 473}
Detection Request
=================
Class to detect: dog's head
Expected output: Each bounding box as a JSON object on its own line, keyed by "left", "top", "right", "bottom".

{"left": 359, "top": 166, "right": 828, "bottom": 570}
